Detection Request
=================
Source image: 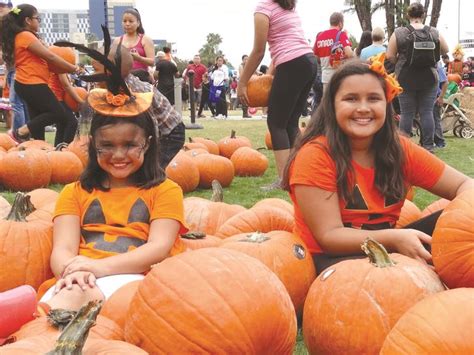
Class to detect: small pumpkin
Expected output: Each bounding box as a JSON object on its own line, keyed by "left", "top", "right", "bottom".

{"left": 184, "top": 148, "right": 209, "bottom": 158}
{"left": 183, "top": 141, "right": 209, "bottom": 152}
{"left": 10, "top": 140, "right": 53, "bottom": 151}
{"left": 165, "top": 152, "right": 200, "bottom": 193}
{"left": 421, "top": 198, "right": 450, "bottom": 217}
{"left": 193, "top": 153, "right": 234, "bottom": 188}
{"left": 447, "top": 73, "right": 462, "bottom": 83}
{"left": 48, "top": 45, "right": 76, "bottom": 74}
{"left": 230, "top": 146, "right": 269, "bottom": 177}
{"left": 189, "top": 137, "right": 219, "bottom": 155}
{"left": 217, "top": 130, "right": 252, "bottom": 159}
{"left": 0, "top": 133, "right": 17, "bottom": 150}
{"left": 67, "top": 134, "right": 90, "bottom": 167}
{"left": 395, "top": 199, "right": 422, "bottom": 228}
{"left": 47, "top": 144, "right": 84, "bottom": 184}
{"left": 265, "top": 131, "right": 273, "bottom": 150}
{"left": 64, "top": 87, "right": 88, "bottom": 112}
{"left": 247, "top": 74, "right": 273, "bottom": 107}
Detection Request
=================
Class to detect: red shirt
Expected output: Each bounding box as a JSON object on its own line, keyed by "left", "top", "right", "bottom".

{"left": 185, "top": 63, "right": 208, "bottom": 89}
{"left": 313, "top": 28, "right": 351, "bottom": 58}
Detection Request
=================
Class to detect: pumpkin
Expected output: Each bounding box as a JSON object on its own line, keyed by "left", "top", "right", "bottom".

{"left": 247, "top": 74, "right": 273, "bottom": 107}
{"left": 48, "top": 45, "right": 76, "bottom": 74}
{"left": 447, "top": 73, "right": 462, "bottom": 83}
{"left": 64, "top": 87, "right": 88, "bottom": 112}
{"left": 0, "top": 149, "right": 51, "bottom": 191}
{"left": 100, "top": 280, "right": 141, "bottom": 330}
{"left": 380, "top": 288, "right": 474, "bottom": 354}
{"left": 11, "top": 140, "right": 53, "bottom": 151}
{"left": 67, "top": 134, "right": 90, "bottom": 167}
{"left": 421, "top": 198, "right": 450, "bottom": 217}
{"left": 395, "top": 199, "right": 422, "bottom": 228}
{"left": 183, "top": 141, "right": 209, "bottom": 152}
{"left": 193, "top": 153, "right": 234, "bottom": 188}
{"left": 189, "top": 137, "right": 219, "bottom": 155}
{"left": 124, "top": 248, "right": 297, "bottom": 354}
{"left": 180, "top": 232, "right": 222, "bottom": 250}
{"left": 217, "top": 130, "right": 252, "bottom": 159}
{"left": 165, "top": 152, "right": 200, "bottom": 193}
{"left": 0, "top": 195, "right": 10, "bottom": 219}
{"left": 265, "top": 131, "right": 273, "bottom": 150}
{"left": 432, "top": 189, "right": 474, "bottom": 288}
{"left": 215, "top": 206, "right": 295, "bottom": 239}
{"left": 0, "top": 133, "right": 17, "bottom": 150}
{"left": 230, "top": 146, "right": 269, "bottom": 177}
{"left": 253, "top": 198, "right": 294, "bottom": 216}
{"left": 47, "top": 144, "right": 83, "bottom": 184}
{"left": 303, "top": 238, "right": 445, "bottom": 355}
{"left": 220, "top": 231, "right": 316, "bottom": 314}
{"left": 0, "top": 193, "right": 54, "bottom": 292}
{"left": 26, "top": 188, "right": 59, "bottom": 209}
{"left": 184, "top": 148, "right": 209, "bottom": 157}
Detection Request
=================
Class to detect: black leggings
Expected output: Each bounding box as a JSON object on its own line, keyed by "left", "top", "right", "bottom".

{"left": 313, "top": 210, "right": 443, "bottom": 274}
{"left": 56, "top": 102, "right": 78, "bottom": 146}
{"left": 267, "top": 53, "right": 318, "bottom": 150}
{"left": 14, "top": 82, "right": 76, "bottom": 143}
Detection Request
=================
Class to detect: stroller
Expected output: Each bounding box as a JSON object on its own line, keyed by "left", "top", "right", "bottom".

{"left": 440, "top": 92, "right": 473, "bottom": 139}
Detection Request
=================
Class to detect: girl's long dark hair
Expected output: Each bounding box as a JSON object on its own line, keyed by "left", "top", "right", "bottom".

{"left": 123, "top": 8, "right": 145, "bottom": 34}
{"left": 282, "top": 61, "right": 406, "bottom": 203}
{"left": 274, "top": 0, "right": 296, "bottom": 10}
{"left": 356, "top": 30, "right": 373, "bottom": 57}
{"left": 80, "top": 112, "right": 165, "bottom": 192}
{"left": 0, "top": 4, "right": 37, "bottom": 67}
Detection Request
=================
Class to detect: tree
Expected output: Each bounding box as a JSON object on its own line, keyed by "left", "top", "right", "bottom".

{"left": 199, "top": 33, "right": 224, "bottom": 67}
{"left": 429, "top": 0, "right": 443, "bottom": 28}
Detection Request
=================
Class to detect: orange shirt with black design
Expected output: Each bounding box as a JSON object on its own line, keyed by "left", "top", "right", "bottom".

{"left": 48, "top": 73, "right": 65, "bottom": 101}
{"left": 288, "top": 135, "right": 445, "bottom": 254}
{"left": 14, "top": 31, "right": 50, "bottom": 85}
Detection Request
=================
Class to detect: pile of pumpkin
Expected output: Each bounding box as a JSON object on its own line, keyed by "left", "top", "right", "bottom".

{"left": 166, "top": 129, "right": 269, "bottom": 193}
{"left": 0, "top": 133, "right": 89, "bottom": 191}
{"left": 0, "top": 179, "right": 473, "bottom": 353}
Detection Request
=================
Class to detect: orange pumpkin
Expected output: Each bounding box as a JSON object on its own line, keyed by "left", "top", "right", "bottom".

{"left": 381, "top": 288, "right": 474, "bottom": 354}
{"left": 67, "top": 134, "right": 90, "bottom": 167}
{"left": 265, "top": 131, "right": 273, "bottom": 150}
{"left": 180, "top": 232, "right": 222, "bottom": 250}
{"left": 215, "top": 206, "right": 295, "bottom": 239}
{"left": 184, "top": 148, "right": 209, "bottom": 158}
{"left": 64, "top": 87, "right": 88, "bottom": 112}
{"left": 220, "top": 231, "right": 316, "bottom": 314}
{"left": 247, "top": 74, "right": 273, "bottom": 107}
{"left": 0, "top": 195, "right": 10, "bottom": 219}
{"left": 230, "top": 146, "right": 269, "bottom": 177}
{"left": 100, "top": 281, "right": 141, "bottom": 330}
{"left": 0, "top": 133, "right": 17, "bottom": 150}
{"left": 217, "top": 130, "right": 252, "bottom": 159}
{"left": 303, "top": 239, "right": 444, "bottom": 355}
{"left": 189, "top": 137, "right": 219, "bottom": 155}
{"left": 10, "top": 140, "right": 53, "bottom": 151}
{"left": 421, "top": 198, "right": 450, "bottom": 217}
{"left": 0, "top": 149, "right": 52, "bottom": 191}
{"left": 447, "top": 73, "right": 462, "bottom": 83}
{"left": 193, "top": 153, "right": 235, "bottom": 188}
{"left": 253, "top": 198, "right": 294, "bottom": 216}
{"left": 124, "top": 248, "right": 297, "bottom": 354}
{"left": 48, "top": 46, "right": 76, "bottom": 74}
{"left": 0, "top": 193, "right": 53, "bottom": 292}
{"left": 395, "top": 199, "right": 422, "bottom": 228}
{"left": 432, "top": 189, "right": 474, "bottom": 288}
{"left": 47, "top": 145, "right": 84, "bottom": 184}
{"left": 183, "top": 141, "right": 209, "bottom": 152}
{"left": 165, "top": 152, "right": 200, "bottom": 193}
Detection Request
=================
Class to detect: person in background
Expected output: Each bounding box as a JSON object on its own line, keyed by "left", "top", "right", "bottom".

{"left": 441, "top": 54, "right": 450, "bottom": 74}
{"left": 360, "top": 27, "right": 386, "bottom": 61}
{"left": 154, "top": 51, "right": 178, "bottom": 106}
{"left": 355, "top": 30, "right": 372, "bottom": 58}
{"left": 238, "top": 54, "right": 252, "bottom": 118}
{"left": 197, "top": 71, "right": 214, "bottom": 118}
{"left": 162, "top": 46, "right": 177, "bottom": 67}
{"left": 183, "top": 54, "right": 208, "bottom": 117}
{"left": 210, "top": 55, "right": 229, "bottom": 119}
{"left": 433, "top": 60, "right": 448, "bottom": 149}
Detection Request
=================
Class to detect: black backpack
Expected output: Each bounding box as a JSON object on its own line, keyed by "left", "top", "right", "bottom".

{"left": 406, "top": 25, "right": 439, "bottom": 68}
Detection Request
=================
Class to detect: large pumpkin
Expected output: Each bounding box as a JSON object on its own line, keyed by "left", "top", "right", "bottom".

{"left": 252, "top": 198, "right": 294, "bottom": 216}
{"left": 217, "top": 130, "right": 252, "bottom": 159}
{"left": 220, "top": 231, "right": 316, "bottom": 314}
{"left": 48, "top": 45, "right": 76, "bottom": 74}
{"left": 432, "top": 189, "right": 474, "bottom": 288}
{"left": 64, "top": 87, "right": 88, "bottom": 112}
{"left": 124, "top": 248, "right": 297, "bottom": 354}
{"left": 230, "top": 146, "right": 269, "bottom": 177}
{"left": 100, "top": 280, "right": 141, "bottom": 330}
{"left": 247, "top": 74, "right": 273, "bottom": 107}
{"left": 0, "top": 133, "right": 17, "bottom": 151}
{"left": 180, "top": 232, "right": 222, "bottom": 250}
{"left": 421, "top": 197, "right": 450, "bottom": 217}
{"left": 189, "top": 137, "right": 219, "bottom": 155}
{"left": 193, "top": 153, "right": 234, "bottom": 188}
{"left": 165, "top": 152, "right": 200, "bottom": 193}
{"left": 395, "top": 199, "right": 422, "bottom": 228}
{"left": 303, "top": 238, "right": 445, "bottom": 355}
{"left": 381, "top": 288, "right": 474, "bottom": 354}
{"left": 47, "top": 145, "right": 84, "bottom": 184}
{"left": 0, "top": 193, "right": 53, "bottom": 292}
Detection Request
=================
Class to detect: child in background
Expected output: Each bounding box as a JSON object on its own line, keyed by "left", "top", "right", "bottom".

{"left": 0, "top": 4, "right": 78, "bottom": 143}
{"left": 283, "top": 56, "right": 474, "bottom": 274}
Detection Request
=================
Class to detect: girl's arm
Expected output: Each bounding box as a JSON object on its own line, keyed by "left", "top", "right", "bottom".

{"left": 386, "top": 33, "right": 398, "bottom": 63}
{"left": 28, "top": 41, "right": 77, "bottom": 73}
{"left": 58, "top": 74, "right": 85, "bottom": 105}
{"left": 50, "top": 215, "right": 81, "bottom": 278}
{"left": 131, "top": 35, "right": 155, "bottom": 67}
{"left": 237, "top": 13, "right": 269, "bottom": 106}
{"left": 294, "top": 185, "right": 432, "bottom": 264}
{"left": 427, "top": 165, "right": 474, "bottom": 199}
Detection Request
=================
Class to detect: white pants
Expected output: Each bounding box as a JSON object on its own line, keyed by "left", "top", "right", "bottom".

{"left": 40, "top": 274, "right": 145, "bottom": 302}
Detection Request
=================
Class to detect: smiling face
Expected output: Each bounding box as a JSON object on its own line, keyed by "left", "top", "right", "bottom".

{"left": 122, "top": 12, "right": 140, "bottom": 35}
{"left": 93, "top": 122, "right": 149, "bottom": 188}
{"left": 334, "top": 73, "right": 387, "bottom": 147}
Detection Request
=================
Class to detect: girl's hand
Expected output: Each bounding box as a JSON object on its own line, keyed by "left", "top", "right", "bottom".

{"left": 237, "top": 82, "right": 249, "bottom": 106}
{"left": 391, "top": 229, "right": 432, "bottom": 265}
{"left": 62, "top": 256, "right": 107, "bottom": 278}
{"left": 53, "top": 271, "right": 96, "bottom": 294}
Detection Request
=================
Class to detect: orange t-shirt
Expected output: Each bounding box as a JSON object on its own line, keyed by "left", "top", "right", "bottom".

{"left": 14, "top": 31, "right": 50, "bottom": 84}
{"left": 54, "top": 179, "right": 188, "bottom": 259}
{"left": 48, "top": 73, "right": 64, "bottom": 101}
{"left": 289, "top": 135, "right": 445, "bottom": 254}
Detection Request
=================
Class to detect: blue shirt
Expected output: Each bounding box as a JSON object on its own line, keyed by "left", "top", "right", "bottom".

{"left": 436, "top": 62, "right": 447, "bottom": 97}
{"left": 360, "top": 44, "right": 386, "bottom": 61}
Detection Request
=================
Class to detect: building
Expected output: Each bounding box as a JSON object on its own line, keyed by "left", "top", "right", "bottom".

{"left": 89, "top": 0, "right": 136, "bottom": 41}
{"left": 38, "top": 9, "right": 89, "bottom": 45}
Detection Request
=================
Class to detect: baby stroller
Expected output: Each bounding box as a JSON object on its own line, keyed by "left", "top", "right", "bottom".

{"left": 440, "top": 92, "right": 473, "bottom": 139}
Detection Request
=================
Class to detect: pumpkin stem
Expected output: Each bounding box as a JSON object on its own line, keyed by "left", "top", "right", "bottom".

{"left": 5, "top": 192, "right": 36, "bottom": 221}
{"left": 47, "top": 300, "right": 103, "bottom": 355}
{"left": 210, "top": 180, "right": 223, "bottom": 202}
{"left": 230, "top": 130, "right": 237, "bottom": 139}
{"left": 181, "top": 232, "right": 206, "bottom": 240}
{"left": 361, "top": 238, "right": 396, "bottom": 267}
{"left": 55, "top": 142, "right": 69, "bottom": 151}
{"left": 240, "top": 232, "right": 270, "bottom": 243}
{"left": 188, "top": 137, "right": 194, "bottom": 143}
{"left": 301, "top": 122, "right": 307, "bottom": 128}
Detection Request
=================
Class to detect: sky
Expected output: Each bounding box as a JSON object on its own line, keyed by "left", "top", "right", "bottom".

{"left": 34, "top": 0, "right": 474, "bottom": 67}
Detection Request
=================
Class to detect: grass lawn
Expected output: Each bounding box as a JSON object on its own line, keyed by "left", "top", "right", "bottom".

{"left": 1, "top": 112, "right": 472, "bottom": 353}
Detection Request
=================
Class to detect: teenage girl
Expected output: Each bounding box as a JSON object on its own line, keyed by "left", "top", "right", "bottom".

{"left": 0, "top": 4, "right": 79, "bottom": 143}
{"left": 113, "top": 8, "right": 155, "bottom": 72}
{"left": 238, "top": 0, "right": 318, "bottom": 190}
{"left": 282, "top": 58, "right": 474, "bottom": 274}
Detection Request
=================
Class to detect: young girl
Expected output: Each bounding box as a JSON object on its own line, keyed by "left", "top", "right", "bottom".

{"left": 0, "top": 4, "right": 79, "bottom": 143}
{"left": 283, "top": 57, "right": 474, "bottom": 274}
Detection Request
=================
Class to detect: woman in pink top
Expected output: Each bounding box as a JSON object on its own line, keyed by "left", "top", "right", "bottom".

{"left": 238, "top": 0, "right": 317, "bottom": 190}
{"left": 113, "top": 8, "right": 154, "bottom": 72}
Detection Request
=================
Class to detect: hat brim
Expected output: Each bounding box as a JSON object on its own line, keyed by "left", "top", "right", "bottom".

{"left": 87, "top": 88, "right": 153, "bottom": 118}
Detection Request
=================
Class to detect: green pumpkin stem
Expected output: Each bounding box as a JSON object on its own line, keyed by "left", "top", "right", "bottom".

{"left": 230, "top": 130, "right": 237, "bottom": 139}
{"left": 240, "top": 232, "right": 270, "bottom": 243}
{"left": 47, "top": 300, "right": 103, "bottom": 355}
{"left": 210, "top": 180, "right": 223, "bottom": 202}
{"left": 181, "top": 232, "right": 206, "bottom": 240}
{"left": 361, "top": 238, "right": 396, "bottom": 267}
{"left": 5, "top": 192, "right": 36, "bottom": 221}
